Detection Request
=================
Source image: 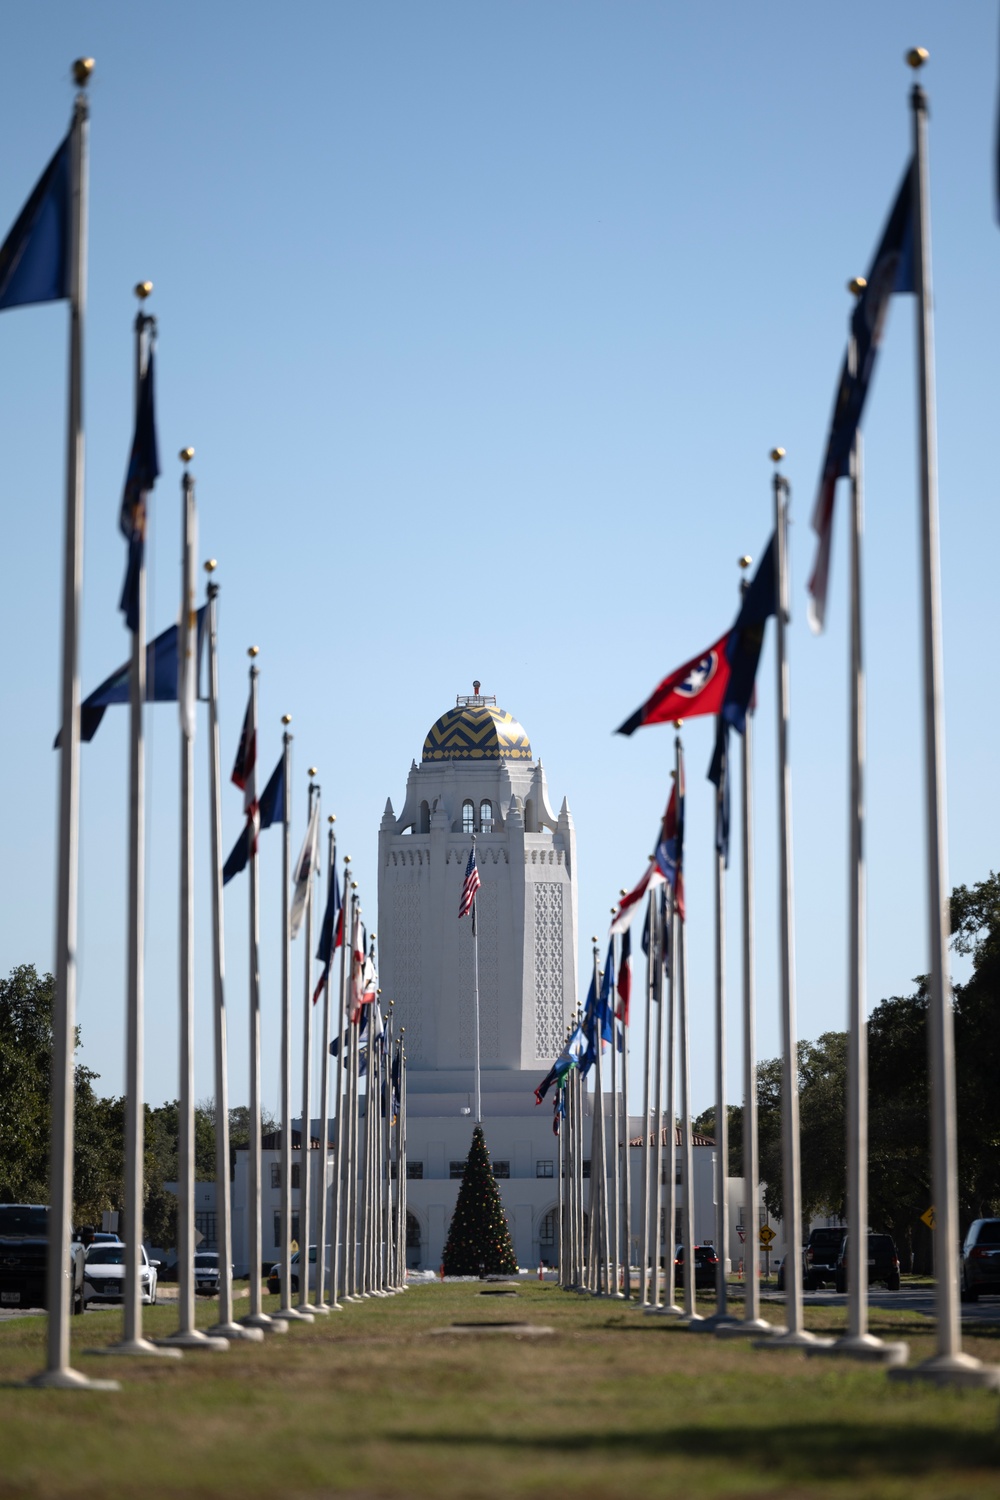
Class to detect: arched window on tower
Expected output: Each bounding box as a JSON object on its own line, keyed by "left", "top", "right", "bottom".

{"left": 524, "top": 797, "right": 537, "bottom": 833}
{"left": 479, "top": 799, "right": 494, "bottom": 833}
{"left": 418, "top": 800, "right": 430, "bottom": 834}
{"left": 462, "top": 800, "right": 475, "bottom": 835}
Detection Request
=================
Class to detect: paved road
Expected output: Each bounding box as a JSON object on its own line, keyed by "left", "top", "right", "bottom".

{"left": 754, "top": 1286, "right": 1000, "bottom": 1326}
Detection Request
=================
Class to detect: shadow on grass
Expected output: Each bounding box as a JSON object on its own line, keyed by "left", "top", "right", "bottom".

{"left": 392, "top": 1421, "right": 1000, "bottom": 1478}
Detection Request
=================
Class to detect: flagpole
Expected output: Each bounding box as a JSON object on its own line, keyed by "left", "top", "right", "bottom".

{"left": 201, "top": 571, "right": 262, "bottom": 1345}
{"left": 242, "top": 655, "right": 282, "bottom": 1334}
{"left": 621, "top": 971, "right": 632, "bottom": 1302}
{"left": 276, "top": 722, "right": 308, "bottom": 1322}
{"left": 159, "top": 454, "right": 226, "bottom": 1351}
{"left": 316, "top": 816, "right": 337, "bottom": 1309}
{"left": 637, "top": 891, "right": 654, "bottom": 1307}
{"left": 99, "top": 286, "right": 179, "bottom": 1362}
{"left": 608, "top": 926, "right": 623, "bottom": 1298}
{"left": 646, "top": 897, "right": 666, "bottom": 1313}
{"left": 298, "top": 773, "right": 321, "bottom": 1315}
{"left": 331, "top": 875, "right": 352, "bottom": 1306}
{"left": 888, "top": 52, "right": 998, "bottom": 1389}
{"left": 471, "top": 836, "right": 482, "bottom": 1125}
{"left": 761, "top": 452, "right": 825, "bottom": 1350}
{"left": 663, "top": 884, "right": 681, "bottom": 1316}
{"left": 718, "top": 563, "right": 772, "bottom": 1341}
{"left": 33, "top": 60, "right": 118, "bottom": 1392}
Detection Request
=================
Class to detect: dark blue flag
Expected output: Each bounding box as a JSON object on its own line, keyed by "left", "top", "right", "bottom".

{"left": 54, "top": 606, "right": 208, "bottom": 747}
{"left": 597, "top": 939, "right": 615, "bottom": 1046}
{"left": 222, "top": 754, "right": 285, "bottom": 884}
{"left": 119, "top": 350, "right": 160, "bottom": 632}
{"left": 721, "top": 535, "right": 777, "bottom": 735}
{"left": 0, "top": 133, "right": 70, "bottom": 311}
{"left": 312, "top": 867, "right": 343, "bottom": 1005}
{"left": 707, "top": 714, "right": 731, "bottom": 867}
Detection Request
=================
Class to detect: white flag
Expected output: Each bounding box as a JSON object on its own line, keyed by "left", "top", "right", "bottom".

{"left": 289, "top": 800, "right": 320, "bottom": 939}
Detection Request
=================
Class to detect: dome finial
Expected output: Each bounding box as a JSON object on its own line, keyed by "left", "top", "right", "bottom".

{"left": 473, "top": 679, "right": 481, "bottom": 696}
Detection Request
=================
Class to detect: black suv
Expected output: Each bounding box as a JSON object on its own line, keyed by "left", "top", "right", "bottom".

{"left": 0, "top": 1204, "right": 85, "bottom": 1313}
{"left": 674, "top": 1244, "right": 719, "bottom": 1290}
{"left": 803, "top": 1227, "right": 845, "bottom": 1290}
{"left": 960, "top": 1219, "right": 1000, "bottom": 1302}
{"left": 834, "top": 1232, "right": 900, "bottom": 1292}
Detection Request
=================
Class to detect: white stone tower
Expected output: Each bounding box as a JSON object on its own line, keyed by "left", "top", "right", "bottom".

{"left": 377, "top": 685, "right": 578, "bottom": 1118}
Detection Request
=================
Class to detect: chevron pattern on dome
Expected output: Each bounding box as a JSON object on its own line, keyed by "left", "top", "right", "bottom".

{"left": 422, "top": 704, "right": 532, "bottom": 762}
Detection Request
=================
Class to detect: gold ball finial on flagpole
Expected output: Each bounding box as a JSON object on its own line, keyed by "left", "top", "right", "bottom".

{"left": 204, "top": 559, "right": 217, "bottom": 574}
{"left": 135, "top": 281, "right": 153, "bottom": 301}
{"left": 848, "top": 277, "right": 867, "bottom": 298}
{"left": 308, "top": 766, "right": 318, "bottom": 778}
{"left": 351, "top": 881, "right": 358, "bottom": 891}
{"left": 770, "top": 447, "right": 785, "bottom": 463}
{"left": 179, "top": 446, "right": 195, "bottom": 464}
{"left": 248, "top": 646, "right": 259, "bottom": 658}
{"left": 739, "top": 554, "right": 752, "bottom": 570}
{"left": 344, "top": 854, "right": 351, "bottom": 864}
{"left": 620, "top": 888, "right": 628, "bottom": 897}
{"left": 906, "top": 47, "right": 929, "bottom": 69}
{"left": 281, "top": 713, "right": 292, "bottom": 725}
{"left": 72, "top": 58, "right": 95, "bottom": 86}
{"left": 328, "top": 814, "right": 336, "bottom": 824}
{"left": 673, "top": 719, "right": 684, "bottom": 730}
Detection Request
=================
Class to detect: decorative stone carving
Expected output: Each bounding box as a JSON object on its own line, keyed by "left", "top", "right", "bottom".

{"left": 533, "top": 883, "right": 564, "bottom": 1058}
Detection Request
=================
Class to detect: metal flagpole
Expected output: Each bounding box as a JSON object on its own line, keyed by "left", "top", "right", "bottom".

{"left": 316, "top": 817, "right": 337, "bottom": 1310}
{"left": 276, "top": 725, "right": 309, "bottom": 1323}
{"left": 33, "top": 60, "right": 118, "bottom": 1392}
{"left": 646, "top": 895, "right": 666, "bottom": 1314}
{"left": 718, "top": 565, "right": 772, "bottom": 1342}
{"left": 399, "top": 1037, "right": 409, "bottom": 1288}
{"left": 242, "top": 656, "right": 282, "bottom": 1334}
{"left": 695, "top": 737, "right": 735, "bottom": 1333}
{"left": 675, "top": 730, "right": 702, "bottom": 1327}
{"left": 203, "top": 572, "right": 261, "bottom": 1345}
{"left": 609, "top": 928, "right": 623, "bottom": 1298}
{"left": 345, "top": 942, "right": 361, "bottom": 1299}
{"left": 472, "top": 838, "right": 482, "bottom": 1125}
{"left": 762, "top": 452, "right": 826, "bottom": 1350}
{"left": 638, "top": 891, "right": 654, "bottom": 1307}
{"left": 298, "top": 773, "right": 320, "bottom": 1314}
{"left": 889, "top": 51, "right": 998, "bottom": 1389}
{"left": 330, "top": 877, "right": 352, "bottom": 1305}
{"left": 158, "top": 454, "right": 226, "bottom": 1351}
{"left": 620, "top": 935, "right": 632, "bottom": 1302}
{"left": 663, "top": 884, "right": 681, "bottom": 1317}
{"left": 101, "top": 287, "right": 180, "bottom": 1362}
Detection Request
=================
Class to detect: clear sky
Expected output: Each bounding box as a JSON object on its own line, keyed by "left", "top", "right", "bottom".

{"left": 0, "top": 2, "right": 997, "bottom": 1130}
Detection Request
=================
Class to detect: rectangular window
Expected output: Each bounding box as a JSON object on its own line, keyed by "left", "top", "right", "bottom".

{"left": 273, "top": 1212, "right": 300, "bottom": 1249}
{"left": 449, "top": 1161, "right": 465, "bottom": 1179}
{"left": 536, "top": 1161, "right": 554, "bottom": 1178}
{"left": 582, "top": 1160, "right": 591, "bottom": 1179}
{"left": 291, "top": 1163, "right": 301, "bottom": 1190}
{"left": 492, "top": 1161, "right": 510, "bottom": 1179}
{"left": 195, "top": 1212, "right": 217, "bottom": 1250}
{"left": 270, "top": 1163, "right": 280, "bottom": 1190}
{"left": 406, "top": 1162, "right": 423, "bottom": 1180}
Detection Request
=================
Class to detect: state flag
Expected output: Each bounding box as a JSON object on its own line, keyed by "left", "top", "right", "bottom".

{"left": 616, "top": 633, "right": 731, "bottom": 736}
{"left": 118, "top": 350, "right": 160, "bottom": 633}
{"left": 0, "top": 132, "right": 70, "bottom": 311}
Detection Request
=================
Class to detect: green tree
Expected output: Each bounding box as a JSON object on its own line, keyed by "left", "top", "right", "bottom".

{"left": 0, "top": 964, "right": 53, "bottom": 1202}
{"left": 442, "top": 1125, "right": 518, "bottom": 1276}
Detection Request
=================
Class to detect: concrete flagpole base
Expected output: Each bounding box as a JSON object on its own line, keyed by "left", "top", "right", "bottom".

{"left": 888, "top": 1353, "right": 1000, "bottom": 1389}
{"left": 297, "top": 1303, "right": 323, "bottom": 1315}
{"left": 275, "top": 1306, "right": 314, "bottom": 1323}
{"left": 154, "top": 1330, "right": 230, "bottom": 1351}
{"left": 808, "top": 1334, "right": 909, "bottom": 1366}
{"left": 311, "top": 1303, "right": 333, "bottom": 1314}
{"left": 755, "top": 1328, "right": 832, "bottom": 1351}
{"left": 689, "top": 1311, "right": 740, "bottom": 1332}
{"left": 643, "top": 1303, "right": 685, "bottom": 1318}
{"left": 206, "top": 1321, "right": 265, "bottom": 1342}
{"left": 241, "top": 1312, "right": 287, "bottom": 1333}
{"left": 716, "top": 1318, "right": 775, "bottom": 1338}
{"left": 26, "top": 1368, "right": 121, "bottom": 1392}
{"left": 90, "top": 1339, "right": 183, "bottom": 1359}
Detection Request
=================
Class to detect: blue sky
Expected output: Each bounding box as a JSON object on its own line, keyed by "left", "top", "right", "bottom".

{"left": 0, "top": 2, "right": 997, "bottom": 1127}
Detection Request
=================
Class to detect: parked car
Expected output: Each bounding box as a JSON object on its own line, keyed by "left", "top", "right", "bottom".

{"left": 193, "top": 1250, "right": 230, "bottom": 1296}
{"left": 834, "top": 1232, "right": 900, "bottom": 1292}
{"left": 804, "top": 1226, "right": 846, "bottom": 1291}
{"left": 0, "top": 1204, "right": 85, "bottom": 1314}
{"left": 674, "top": 1244, "right": 719, "bottom": 1290}
{"left": 83, "top": 1243, "right": 159, "bottom": 1306}
{"left": 267, "top": 1246, "right": 332, "bottom": 1298}
{"left": 960, "top": 1218, "right": 1000, "bottom": 1303}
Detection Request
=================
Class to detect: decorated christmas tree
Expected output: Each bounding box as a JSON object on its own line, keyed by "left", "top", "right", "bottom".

{"left": 442, "top": 1124, "right": 519, "bottom": 1276}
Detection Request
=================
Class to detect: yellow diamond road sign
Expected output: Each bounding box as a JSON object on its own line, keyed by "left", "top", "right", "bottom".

{"left": 758, "top": 1224, "right": 776, "bottom": 1247}
{"left": 920, "top": 1206, "right": 935, "bottom": 1230}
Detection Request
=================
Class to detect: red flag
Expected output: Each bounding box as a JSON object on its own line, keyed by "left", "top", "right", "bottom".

{"left": 616, "top": 633, "right": 731, "bottom": 735}
{"left": 610, "top": 861, "right": 664, "bottom": 935}
{"left": 616, "top": 929, "right": 632, "bottom": 1025}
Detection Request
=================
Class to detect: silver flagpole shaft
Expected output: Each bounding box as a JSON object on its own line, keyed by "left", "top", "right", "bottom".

{"left": 277, "top": 725, "right": 308, "bottom": 1322}
{"left": 472, "top": 838, "right": 482, "bottom": 1125}
{"left": 35, "top": 68, "right": 118, "bottom": 1392}
{"left": 331, "top": 878, "right": 352, "bottom": 1305}
{"left": 664, "top": 886, "right": 680, "bottom": 1314}
{"left": 649, "top": 901, "right": 666, "bottom": 1311}
{"left": 718, "top": 566, "right": 772, "bottom": 1341}
{"left": 298, "top": 776, "right": 319, "bottom": 1313}
{"left": 158, "top": 460, "right": 225, "bottom": 1352}
{"left": 204, "top": 576, "right": 259, "bottom": 1343}
{"left": 699, "top": 770, "right": 732, "bottom": 1330}
{"left": 609, "top": 928, "right": 622, "bottom": 1297}
{"left": 621, "top": 979, "right": 632, "bottom": 1301}
{"left": 316, "top": 819, "right": 336, "bottom": 1309}
{"left": 767, "top": 453, "right": 822, "bottom": 1350}
{"left": 676, "top": 745, "right": 700, "bottom": 1326}
{"left": 890, "top": 57, "right": 997, "bottom": 1389}
{"left": 638, "top": 892, "right": 653, "bottom": 1306}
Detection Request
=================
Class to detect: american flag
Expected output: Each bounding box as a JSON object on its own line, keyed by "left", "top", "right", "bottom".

{"left": 231, "top": 689, "right": 259, "bottom": 852}
{"left": 458, "top": 843, "right": 481, "bottom": 920}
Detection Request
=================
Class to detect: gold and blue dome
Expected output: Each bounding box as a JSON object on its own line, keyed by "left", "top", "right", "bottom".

{"left": 422, "top": 702, "right": 532, "bottom": 763}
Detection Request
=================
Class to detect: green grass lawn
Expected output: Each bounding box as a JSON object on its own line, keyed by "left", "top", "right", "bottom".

{"left": 0, "top": 1283, "right": 998, "bottom": 1499}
